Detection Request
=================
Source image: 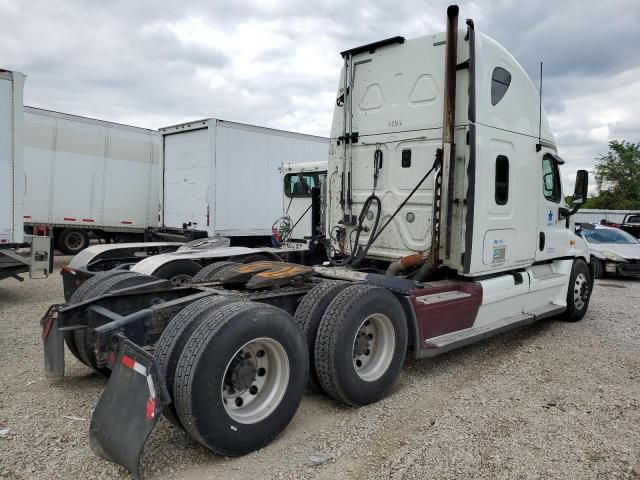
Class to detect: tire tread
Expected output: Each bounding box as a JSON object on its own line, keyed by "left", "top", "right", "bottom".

{"left": 293, "top": 280, "right": 347, "bottom": 393}
{"left": 192, "top": 261, "right": 238, "bottom": 282}
{"left": 315, "top": 283, "right": 388, "bottom": 406}
{"left": 155, "top": 295, "right": 232, "bottom": 427}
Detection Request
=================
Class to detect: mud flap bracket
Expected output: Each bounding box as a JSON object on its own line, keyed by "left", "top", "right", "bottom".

{"left": 42, "top": 305, "right": 65, "bottom": 379}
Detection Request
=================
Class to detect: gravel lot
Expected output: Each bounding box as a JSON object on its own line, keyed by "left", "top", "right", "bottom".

{"left": 1, "top": 255, "right": 639, "bottom": 479}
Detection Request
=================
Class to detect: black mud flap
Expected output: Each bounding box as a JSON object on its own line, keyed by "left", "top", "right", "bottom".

{"left": 89, "top": 335, "right": 170, "bottom": 479}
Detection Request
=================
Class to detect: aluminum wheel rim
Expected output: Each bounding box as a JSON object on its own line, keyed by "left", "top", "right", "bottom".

{"left": 169, "top": 274, "right": 192, "bottom": 287}
{"left": 221, "top": 337, "right": 289, "bottom": 424}
{"left": 65, "top": 232, "right": 84, "bottom": 251}
{"left": 352, "top": 313, "right": 395, "bottom": 382}
{"left": 573, "top": 272, "right": 589, "bottom": 310}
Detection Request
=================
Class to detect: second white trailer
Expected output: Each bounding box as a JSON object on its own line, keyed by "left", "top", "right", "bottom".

{"left": 160, "top": 118, "right": 329, "bottom": 241}
{"left": 23, "top": 107, "right": 162, "bottom": 254}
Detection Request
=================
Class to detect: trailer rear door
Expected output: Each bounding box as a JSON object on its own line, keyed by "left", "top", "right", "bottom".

{"left": 0, "top": 70, "right": 25, "bottom": 245}
{"left": 163, "top": 127, "right": 210, "bottom": 231}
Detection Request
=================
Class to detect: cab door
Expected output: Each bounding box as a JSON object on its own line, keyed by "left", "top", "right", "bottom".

{"left": 535, "top": 151, "right": 567, "bottom": 261}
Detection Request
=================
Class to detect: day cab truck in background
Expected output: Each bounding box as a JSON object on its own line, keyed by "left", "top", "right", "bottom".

{"left": 159, "top": 118, "right": 328, "bottom": 242}
{"left": 22, "top": 109, "right": 329, "bottom": 255}
{"left": 41, "top": 6, "right": 592, "bottom": 478}
{"left": 0, "top": 70, "right": 52, "bottom": 282}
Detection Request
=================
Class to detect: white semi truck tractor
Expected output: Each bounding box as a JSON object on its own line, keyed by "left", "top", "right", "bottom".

{"left": 41, "top": 6, "right": 591, "bottom": 477}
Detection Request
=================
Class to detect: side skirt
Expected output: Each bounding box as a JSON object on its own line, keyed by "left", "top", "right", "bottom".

{"left": 416, "top": 303, "right": 565, "bottom": 358}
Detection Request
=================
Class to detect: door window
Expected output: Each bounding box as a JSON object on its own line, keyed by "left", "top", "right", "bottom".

{"left": 542, "top": 155, "right": 561, "bottom": 203}
{"left": 495, "top": 155, "right": 509, "bottom": 205}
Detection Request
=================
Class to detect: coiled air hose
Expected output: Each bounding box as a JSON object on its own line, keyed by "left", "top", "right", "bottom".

{"left": 326, "top": 152, "right": 440, "bottom": 268}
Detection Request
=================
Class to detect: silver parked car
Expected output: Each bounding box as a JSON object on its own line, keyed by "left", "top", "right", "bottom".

{"left": 578, "top": 224, "right": 640, "bottom": 278}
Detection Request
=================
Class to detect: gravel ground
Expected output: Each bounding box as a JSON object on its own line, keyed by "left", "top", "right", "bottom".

{"left": 1, "top": 256, "right": 639, "bottom": 479}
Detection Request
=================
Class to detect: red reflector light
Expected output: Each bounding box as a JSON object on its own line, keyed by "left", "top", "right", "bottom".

{"left": 41, "top": 315, "right": 55, "bottom": 340}
{"left": 82, "top": 219, "right": 95, "bottom": 223}
{"left": 121, "top": 221, "right": 133, "bottom": 225}
{"left": 121, "top": 354, "right": 135, "bottom": 369}
{"left": 60, "top": 265, "right": 75, "bottom": 275}
{"left": 63, "top": 217, "right": 76, "bottom": 222}
{"left": 146, "top": 397, "right": 157, "bottom": 421}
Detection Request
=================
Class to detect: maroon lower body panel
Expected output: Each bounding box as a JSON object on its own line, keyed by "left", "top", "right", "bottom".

{"left": 409, "top": 281, "right": 483, "bottom": 349}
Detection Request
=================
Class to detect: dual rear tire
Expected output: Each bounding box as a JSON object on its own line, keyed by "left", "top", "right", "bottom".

{"left": 159, "top": 300, "right": 308, "bottom": 456}
{"left": 296, "top": 282, "right": 408, "bottom": 406}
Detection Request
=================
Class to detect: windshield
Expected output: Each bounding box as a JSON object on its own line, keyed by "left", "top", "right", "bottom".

{"left": 284, "top": 172, "right": 326, "bottom": 198}
{"left": 581, "top": 228, "right": 639, "bottom": 245}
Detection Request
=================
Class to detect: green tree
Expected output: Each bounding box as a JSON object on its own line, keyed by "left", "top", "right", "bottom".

{"left": 591, "top": 140, "right": 640, "bottom": 210}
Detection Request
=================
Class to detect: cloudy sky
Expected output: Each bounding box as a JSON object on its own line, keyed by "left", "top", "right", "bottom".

{"left": 2, "top": 0, "right": 639, "bottom": 192}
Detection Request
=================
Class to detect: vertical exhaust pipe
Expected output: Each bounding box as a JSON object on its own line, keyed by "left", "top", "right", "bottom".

{"left": 442, "top": 5, "right": 459, "bottom": 145}
{"left": 432, "top": 5, "right": 459, "bottom": 264}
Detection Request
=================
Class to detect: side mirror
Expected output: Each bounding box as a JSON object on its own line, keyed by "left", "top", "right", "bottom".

{"left": 572, "top": 170, "right": 588, "bottom": 205}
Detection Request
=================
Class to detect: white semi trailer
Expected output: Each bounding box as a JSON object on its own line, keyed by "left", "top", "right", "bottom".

{"left": 0, "top": 70, "right": 52, "bottom": 282}
{"left": 42, "top": 6, "right": 592, "bottom": 477}
{"left": 23, "top": 107, "right": 162, "bottom": 254}
{"left": 159, "top": 118, "right": 329, "bottom": 239}
{"left": 22, "top": 111, "right": 329, "bottom": 254}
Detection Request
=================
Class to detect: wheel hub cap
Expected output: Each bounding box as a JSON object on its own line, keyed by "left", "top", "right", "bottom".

{"left": 573, "top": 272, "right": 589, "bottom": 310}
{"left": 221, "top": 338, "right": 289, "bottom": 424}
{"left": 170, "top": 274, "right": 192, "bottom": 287}
{"left": 352, "top": 314, "right": 396, "bottom": 382}
{"left": 230, "top": 360, "right": 257, "bottom": 391}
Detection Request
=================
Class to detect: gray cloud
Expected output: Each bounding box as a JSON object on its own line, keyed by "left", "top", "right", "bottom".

{"left": 1, "top": 0, "right": 639, "bottom": 194}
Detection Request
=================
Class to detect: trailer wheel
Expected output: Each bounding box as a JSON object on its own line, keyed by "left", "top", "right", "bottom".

{"left": 71, "top": 272, "right": 159, "bottom": 375}
{"left": 153, "top": 260, "right": 202, "bottom": 287}
{"left": 58, "top": 228, "right": 90, "bottom": 255}
{"left": 191, "top": 261, "right": 239, "bottom": 283}
{"left": 173, "top": 302, "right": 308, "bottom": 456}
{"left": 155, "top": 295, "right": 233, "bottom": 428}
{"left": 564, "top": 259, "right": 592, "bottom": 322}
{"left": 315, "top": 284, "right": 407, "bottom": 407}
{"left": 293, "top": 280, "right": 349, "bottom": 393}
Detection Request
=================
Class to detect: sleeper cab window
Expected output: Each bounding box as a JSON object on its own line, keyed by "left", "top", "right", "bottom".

{"left": 542, "top": 156, "right": 561, "bottom": 203}
{"left": 491, "top": 67, "right": 511, "bottom": 106}
{"left": 495, "top": 155, "right": 509, "bottom": 205}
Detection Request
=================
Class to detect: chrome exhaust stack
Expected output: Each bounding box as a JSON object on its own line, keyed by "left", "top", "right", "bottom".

{"left": 429, "top": 4, "right": 459, "bottom": 269}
